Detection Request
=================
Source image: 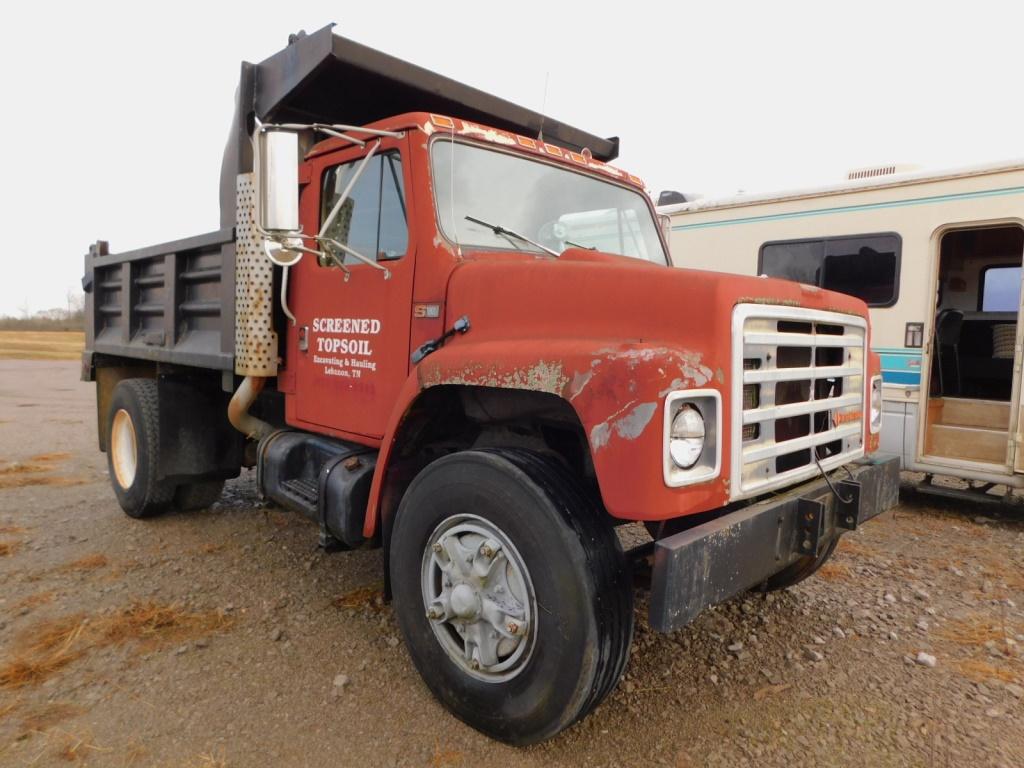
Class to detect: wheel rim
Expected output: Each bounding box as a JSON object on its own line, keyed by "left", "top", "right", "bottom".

{"left": 421, "top": 514, "right": 537, "bottom": 683}
{"left": 110, "top": 408, "right": 138, "bottom": 489}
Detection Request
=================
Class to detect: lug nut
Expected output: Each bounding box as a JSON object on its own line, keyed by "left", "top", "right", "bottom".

{"left": 470, "top": 659, "right": 480, "bottom": 670}
{"left": 426, "top": 606, "right": 443, "bottom": 620}
{"left": 432, "top": 542, "right": 443, "bottom": 553}
{"left": 507, "top": 621, "right": 520, "bottom": 635}
{"left": 479, "top": 539, "right": 501, "bottom": 559}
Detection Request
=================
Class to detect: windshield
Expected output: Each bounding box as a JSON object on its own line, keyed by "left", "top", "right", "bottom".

{"left": 431, "top": 141, "right": 668, "bottom": 264}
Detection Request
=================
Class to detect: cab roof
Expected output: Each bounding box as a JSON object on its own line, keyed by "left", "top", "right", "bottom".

{"left": 304, "top": 112, "right": 646, "bottom": 190}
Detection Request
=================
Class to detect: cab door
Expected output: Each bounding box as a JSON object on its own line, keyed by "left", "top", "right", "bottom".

{"left": 289, "top": 135, "right": 415, "bottom": 439}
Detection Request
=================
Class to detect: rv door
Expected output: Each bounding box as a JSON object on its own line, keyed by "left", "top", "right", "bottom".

{"left": 1011, "top": 266, "right": 1024, "bottom": 473}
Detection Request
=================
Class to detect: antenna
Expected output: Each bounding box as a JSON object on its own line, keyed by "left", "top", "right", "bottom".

{"left": 537, "top": 71, "right": 550, "bottom": 143}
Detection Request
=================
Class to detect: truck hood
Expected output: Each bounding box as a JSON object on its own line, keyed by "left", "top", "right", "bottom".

{"left": 448, "top": 249, "right": 869, "bottom": 352}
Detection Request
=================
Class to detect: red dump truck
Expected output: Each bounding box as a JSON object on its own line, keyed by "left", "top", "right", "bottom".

{"left": 82, "top": 25, "right": 899, "bottom": 744}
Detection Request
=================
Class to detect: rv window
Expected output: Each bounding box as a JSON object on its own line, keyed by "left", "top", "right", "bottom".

{"left": 980, "top": 265, "right": 1022, "bottom": 312}
{"left": 759, "top": 233, "right": 900, "bottom": 307}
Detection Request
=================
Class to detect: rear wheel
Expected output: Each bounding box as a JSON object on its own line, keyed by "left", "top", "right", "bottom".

{"left": 174, "top": 480, "right": 226, "bottom": 511}
{"left": 390, "top": 449, "right": 633, "bottom": 745}
{"left": 106, "top": 379, "right": 175, "bottom": 519}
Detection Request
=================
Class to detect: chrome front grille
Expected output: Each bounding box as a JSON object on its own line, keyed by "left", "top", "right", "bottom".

{"left": 731, "top": 304, "right": 867, "bottom": 499}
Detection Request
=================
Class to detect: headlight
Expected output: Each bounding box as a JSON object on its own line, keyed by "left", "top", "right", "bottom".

{"left": 870, "top": 375, "right": 882, "bottom": 434}
{"left": 669, "top": 404, "right": 705, "bottom": 468}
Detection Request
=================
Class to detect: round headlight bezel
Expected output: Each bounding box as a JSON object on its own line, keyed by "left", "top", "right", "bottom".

{"left": 669, "top": 404, "right": 706, "bottom": 469}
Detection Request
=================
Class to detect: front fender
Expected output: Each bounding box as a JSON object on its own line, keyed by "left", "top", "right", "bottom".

{"left": 363, "top": 338, "right": 731, "bottom": 538}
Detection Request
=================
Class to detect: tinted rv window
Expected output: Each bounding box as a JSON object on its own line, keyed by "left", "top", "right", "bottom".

{"left": 980, "top": 265, "right": 1022, "bottom": 311}
{"left": 759, "top": 233, "right": 900, "bottom": 307}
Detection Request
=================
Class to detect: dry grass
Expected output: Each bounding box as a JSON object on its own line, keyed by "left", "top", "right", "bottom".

{"left": 0, "top": 461, "right": 53, "bottom": 477}
{"left": 29, "top": 452, "right": 72, "bottom": 463}
{"left": 0, "top": 525, "right": 28, "bottom": 534}
{"left": 186, "top": 752, "right": 229, "bottom": 768}
{"left": 0, "top": 698, "right": 19, "bottom": 719}
{"left": 0, "top": 453, "right": 87, "bottom": 490}
{"left": 0, "top": 474, "right": 88, "bottom": 490}
{"left": 0, "top": 602, "right": 234, "bottom": 691}
{"left": 429, "top": 742, "right": 464, "bottom": 768}
{"left": 12, "top": 590, "right": 56, "bottom": 611}
{"left": 0, "top": 540, "right": 19, "bottom": 556}
{"left": 17, "top": 702, "right": 85, "bottom": 732}
{"left": 935, "top": 614, "right": 1023, "bottom": 647}
{"left": 60, "top": 554, "right": 109, "bottom": 572}
{"left": 332, "top": 585, "right": 385, "bottom": 611}
{"left": 0, "top": 331, "right": 84, "bottom": 361}
{"left": 954, "top": 658, "right": 1021, "bottom": 685}
{"left": 0, "top": 623, "right": 85, "bottom": 689}
{"left": 816, "top": 561, "right": 851, "bottom": 582}
{"left": 53, "top": 729, "right": 109, "bottom": 762}
{"left": 836, "top": 536, "right": 874, "bottom": 558}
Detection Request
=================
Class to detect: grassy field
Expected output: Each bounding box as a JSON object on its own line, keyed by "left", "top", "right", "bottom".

{"left": 0, "top": 331, "right": 85, "bottom": 361}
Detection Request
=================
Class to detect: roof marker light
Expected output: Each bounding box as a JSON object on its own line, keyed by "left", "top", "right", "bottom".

{"left": 543, "top": 143, "right": 562, "bottom": 157}
{"left": 516, "top": 136, "right": 537, "bottom": 150}
{"left": 568, "top": 151, "right": 585, "bottom": 164}
{"left": 430, "top": 114, "right": 456, "bottom": 130}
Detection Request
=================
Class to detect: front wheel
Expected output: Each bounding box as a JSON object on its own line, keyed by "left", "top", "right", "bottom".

{"left": 390, "top": 449, "right": 633, "bottom": 745}
{"left": 758, "top": 537, "right": 839, "bottom": 591}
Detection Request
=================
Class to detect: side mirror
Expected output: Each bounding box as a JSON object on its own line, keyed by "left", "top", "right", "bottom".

{"left": 258, "top": 128, "right": 300, "bottom": 233}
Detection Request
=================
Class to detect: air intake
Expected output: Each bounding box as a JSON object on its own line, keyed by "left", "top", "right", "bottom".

{"left": 846, "top": 164, "right": 919, "bottom": 181}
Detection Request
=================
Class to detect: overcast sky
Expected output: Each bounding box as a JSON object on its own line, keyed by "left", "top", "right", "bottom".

{"left": 3, "top": 0, "right": 1022, "bottom": 315}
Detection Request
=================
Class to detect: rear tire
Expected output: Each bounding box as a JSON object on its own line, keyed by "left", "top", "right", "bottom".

{"left": 174, "top": 480, "right": 226, "bottom": 511}
{"left": 106, "top": 379, "right": 175, "bottom": 519}
{"left": 389, "top": 449, "right": 633, "bottom": 745}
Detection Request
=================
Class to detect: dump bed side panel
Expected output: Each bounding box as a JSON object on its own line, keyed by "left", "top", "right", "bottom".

{"left": 82, "top": 228, "right": 236, "bottom": 377}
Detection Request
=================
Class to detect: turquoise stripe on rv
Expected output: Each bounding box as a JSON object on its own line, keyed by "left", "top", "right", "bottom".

{"left": 874, "top": 347, "right": 923, "bottom": 386}
{"left": 671, "top": 185, "right": 1024, "bottom": 231}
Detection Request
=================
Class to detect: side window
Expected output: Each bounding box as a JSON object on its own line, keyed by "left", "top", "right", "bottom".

{"left": 980, "top": 265, "right": 1022, "bottom": 311}
{"left": 319, "top": 152, "right": 407, "bottom": 266}
{"left": 759, "top": 233, "right": 900, "bottom": 307}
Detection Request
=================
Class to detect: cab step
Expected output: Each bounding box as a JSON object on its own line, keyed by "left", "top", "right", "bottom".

{"left": 257, "top": 430, "right": 378, "bottom": 549}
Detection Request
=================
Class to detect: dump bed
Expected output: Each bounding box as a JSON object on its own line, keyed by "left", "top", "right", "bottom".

{"left": 82, "top": 24, "right": 619, "bottom": 380}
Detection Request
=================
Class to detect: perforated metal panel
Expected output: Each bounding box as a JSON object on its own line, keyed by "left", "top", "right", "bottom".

{"left": 234, "top": 174, "right": 278, "bottom": 376}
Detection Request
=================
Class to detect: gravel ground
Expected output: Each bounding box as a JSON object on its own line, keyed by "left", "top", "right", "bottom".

{"left": 0, "top": 360, "right": 1022, "bottom": 767}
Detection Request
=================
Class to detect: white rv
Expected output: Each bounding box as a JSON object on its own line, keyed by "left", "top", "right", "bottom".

{"left": 660, "top": 160, "right": 1024, "bottom": 498}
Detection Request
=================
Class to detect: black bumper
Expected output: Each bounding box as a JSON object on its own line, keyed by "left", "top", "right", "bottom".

{"left": 648, "top": 457, "right": 900, "bottom": 633}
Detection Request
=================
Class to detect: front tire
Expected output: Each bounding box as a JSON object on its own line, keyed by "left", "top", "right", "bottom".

{"left": 758, "top": 537, "right": 839, "bottom": 591}
{"left": 390, "top": 449, "right": 632, "bottom": 745}
{"left": 106, "top": 379, "right": 175, "bottom": 519}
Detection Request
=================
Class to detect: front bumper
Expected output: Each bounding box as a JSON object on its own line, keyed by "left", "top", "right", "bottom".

{"left": 648, "top": 457, "right": 899, "bottom": 632}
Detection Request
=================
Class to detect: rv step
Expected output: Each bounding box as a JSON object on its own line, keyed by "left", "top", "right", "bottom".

{"left": 926, "top": 423, "right": 1008, "bottom": 465}
{"left": 934, "top": 398, "right": 1010, "bottom": 430}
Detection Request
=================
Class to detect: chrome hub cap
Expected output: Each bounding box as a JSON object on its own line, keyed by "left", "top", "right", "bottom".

{"left": 421, "top": 514, "right": 536, "bottom": 682}
{"left": 110, "top": 408, "right": 138, "bottom": 489}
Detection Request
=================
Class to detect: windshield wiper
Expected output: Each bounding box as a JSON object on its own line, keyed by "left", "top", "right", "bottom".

{"left": 563, "top": 240, "right": 596, "bottom": 251}
{"left": 464, "top": 215, "right": 559, "bottom": 257}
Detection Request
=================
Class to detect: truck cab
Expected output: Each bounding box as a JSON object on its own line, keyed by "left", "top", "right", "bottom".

{"left": 82, "top": 25, "right": 898, "bottom": 746}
